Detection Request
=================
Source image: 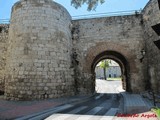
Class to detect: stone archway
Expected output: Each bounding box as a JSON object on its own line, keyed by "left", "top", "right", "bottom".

{"left": 91, "top": 51, "right": 130, "bottom": 92}
{"left": 82, "top": 42, "right": 138, "bottom": 93}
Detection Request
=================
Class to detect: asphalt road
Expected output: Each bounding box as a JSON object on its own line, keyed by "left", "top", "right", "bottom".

{"left": 96, "top": 79, "right": 123, "bottom": 93}
{"left": 44, "top": 79, "right": 123, "bottom": 120}
{"left": 18, "top": 79, "right": 124, "bottom": 120}
{"left": 45, "top": 93, "right": 121, "bottom": 120}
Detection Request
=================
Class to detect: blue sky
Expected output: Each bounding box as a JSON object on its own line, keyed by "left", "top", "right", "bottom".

{"left": 0, "top": 0, "right": 149, "bottom": 19}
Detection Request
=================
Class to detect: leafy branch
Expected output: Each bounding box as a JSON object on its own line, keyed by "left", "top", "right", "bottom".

{"left": 71, "top": 0, "right": 105, "bottom": 11}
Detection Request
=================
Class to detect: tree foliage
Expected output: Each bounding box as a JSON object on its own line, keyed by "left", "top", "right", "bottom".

{"left": 99, "top": 60, "right": 109, "bottom": 80}
{"left": 71, "top": 0, "right": 105, "bottom": 11}
{"left": 99, "top": 60, "right": 109, "bottom": 69}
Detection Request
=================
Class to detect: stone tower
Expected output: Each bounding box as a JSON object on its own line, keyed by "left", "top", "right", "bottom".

{"left": 5, "top": 0, "right": 75, "bottom": 100}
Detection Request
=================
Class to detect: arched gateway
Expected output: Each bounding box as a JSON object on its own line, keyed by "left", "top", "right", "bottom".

{"left": 91, "top": 51, "right": 130, "bottom": 92}
{"left": 80, "top": 43, "right": 139, "bottom": 94}
{"left": 2, "top": 0, "right": 152, "bottom": 100}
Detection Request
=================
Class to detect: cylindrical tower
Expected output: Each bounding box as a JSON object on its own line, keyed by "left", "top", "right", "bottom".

{"left": 5, "top": 0, "right": 74, "bottom": 100}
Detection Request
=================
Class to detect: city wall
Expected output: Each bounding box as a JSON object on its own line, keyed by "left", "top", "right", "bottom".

{"left": 142, "top": 0, "right": 160, "bottom": 92}
{"left": 0, "top": 0, "right": 159, "bottom": 100}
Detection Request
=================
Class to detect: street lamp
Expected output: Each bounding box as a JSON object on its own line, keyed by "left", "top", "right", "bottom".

{"left": 140, "top": 49, "right": 146, "bottom": 62}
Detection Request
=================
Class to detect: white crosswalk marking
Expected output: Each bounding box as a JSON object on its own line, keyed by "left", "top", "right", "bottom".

{"left": 45, "top": 106, "right": 107, "bottom": 120}
{"left": 104, "top": 108, "right": 118, "bottom": 116}
{"left": 45, "top": 114, "right": 105, "bottom": 120}
{"left": 75, "top": 115, "right": 97, "bottom": 120}
{"left": 99, "top": 99, "right": 112, "bottom": 107}
{"left": 43, "top": 106, "right": 119, "bottom": 120}
{"left": 100, "top": 108, "right": 119, "bottom": 120}
{"left": 46, "top": 114, "right": 71, "bottom": 120}
{"left": 27, "top": 104, "right": 73, "bottom": 120}
{"left": 86, "top": 107, "right": 103, "bottom": 115}
{"left": 45, "top": 114, "right": 118, "bottom": 120}
{"left": 67, "top": 106, "right": 88, "bottom": 114}
{"left": 100, "top": 116, "right": 115, "bottom": 120}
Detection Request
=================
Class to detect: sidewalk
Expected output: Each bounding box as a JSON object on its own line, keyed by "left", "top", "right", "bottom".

{"left": 0, "top": 95, "right": 93, "bottom": 120}
{"left": 0, "top": 87, "right": 159, "bottom": 120}
{"left": 116, "top": 86, "right": 159, "bottom": 120}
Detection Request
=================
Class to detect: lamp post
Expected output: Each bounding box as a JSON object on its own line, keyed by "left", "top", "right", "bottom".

{"left": 140, "top": 49, "right": 146, "bottom": 62}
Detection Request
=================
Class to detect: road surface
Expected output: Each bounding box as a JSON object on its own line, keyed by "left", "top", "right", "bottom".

{"left": 20, "top": 79, "right": 124, "bottom": 120}
{"left": 45, "top": 80, "right": 123, "bottom": 120}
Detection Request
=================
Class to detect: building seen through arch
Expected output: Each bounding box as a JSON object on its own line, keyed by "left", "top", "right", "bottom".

{"left": 95, "top": 59, "right": 122, "bottom": 79}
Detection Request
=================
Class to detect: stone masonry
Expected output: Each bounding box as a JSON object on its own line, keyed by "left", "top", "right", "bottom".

{"left": 0, "top": 0, "right": 159, "bottom": 100}
{"left": 142, "top": 0, "right": 160, "bottom": 93}
{"left": 5, "top": 0, "right": 75, "bottom": 100}
{"left": 72, "top": 15, "right": 146, "bottom": 94}
{"left": 0, "top": 24, "right": 9, "bottom": 94}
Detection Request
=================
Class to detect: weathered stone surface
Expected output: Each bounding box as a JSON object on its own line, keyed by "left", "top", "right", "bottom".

{"left": 0, "top": 0, "right": 159, "bottom": 100}
{"left": 142, "top": 0, "right": 160, "bottom": 93}
{"left": 72, "top": 15, "right": 146, "bottom": 94}
{"left": 0, "top": 24, "right": 9, "bottom": 94}
{"left": 5, "top": 0, "right": 74, "bottom": 100}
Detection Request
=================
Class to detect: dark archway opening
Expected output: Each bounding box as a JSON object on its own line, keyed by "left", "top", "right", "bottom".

{"left": 91, "top": 51, "right": 131, "bottom": 92}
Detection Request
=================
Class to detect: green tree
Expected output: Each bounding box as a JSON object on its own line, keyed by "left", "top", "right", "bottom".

{"left": 71, "top": 0, "right": 105, "bottom": 11}
{"left": 99, "top": 60, "right": 109, "bottom": 80}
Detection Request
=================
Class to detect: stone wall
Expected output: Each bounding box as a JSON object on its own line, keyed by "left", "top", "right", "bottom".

{"left": 0, "top": 24, "right": 9, "bottom": 94}
{"left": 142, "top": 0, "right": 160, "bottom": 93}
{"left": 72, "top": 15, "right": 146, "bottom": 94}
{"left": 5, "top": 0, "right": 75, "bottom": 100}
{"left": 1, "top": 0, "right": 160, "bottom": 100}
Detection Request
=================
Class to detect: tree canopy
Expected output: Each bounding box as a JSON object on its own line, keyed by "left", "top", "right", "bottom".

{"left": 71, "top": 0, "right": 105, "bottom": 11}
{"left": 99, "top": 60, "right": 109, "bottom": 80}
{"left": 99, "top": 60, "right": 109, "bottom": 69}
